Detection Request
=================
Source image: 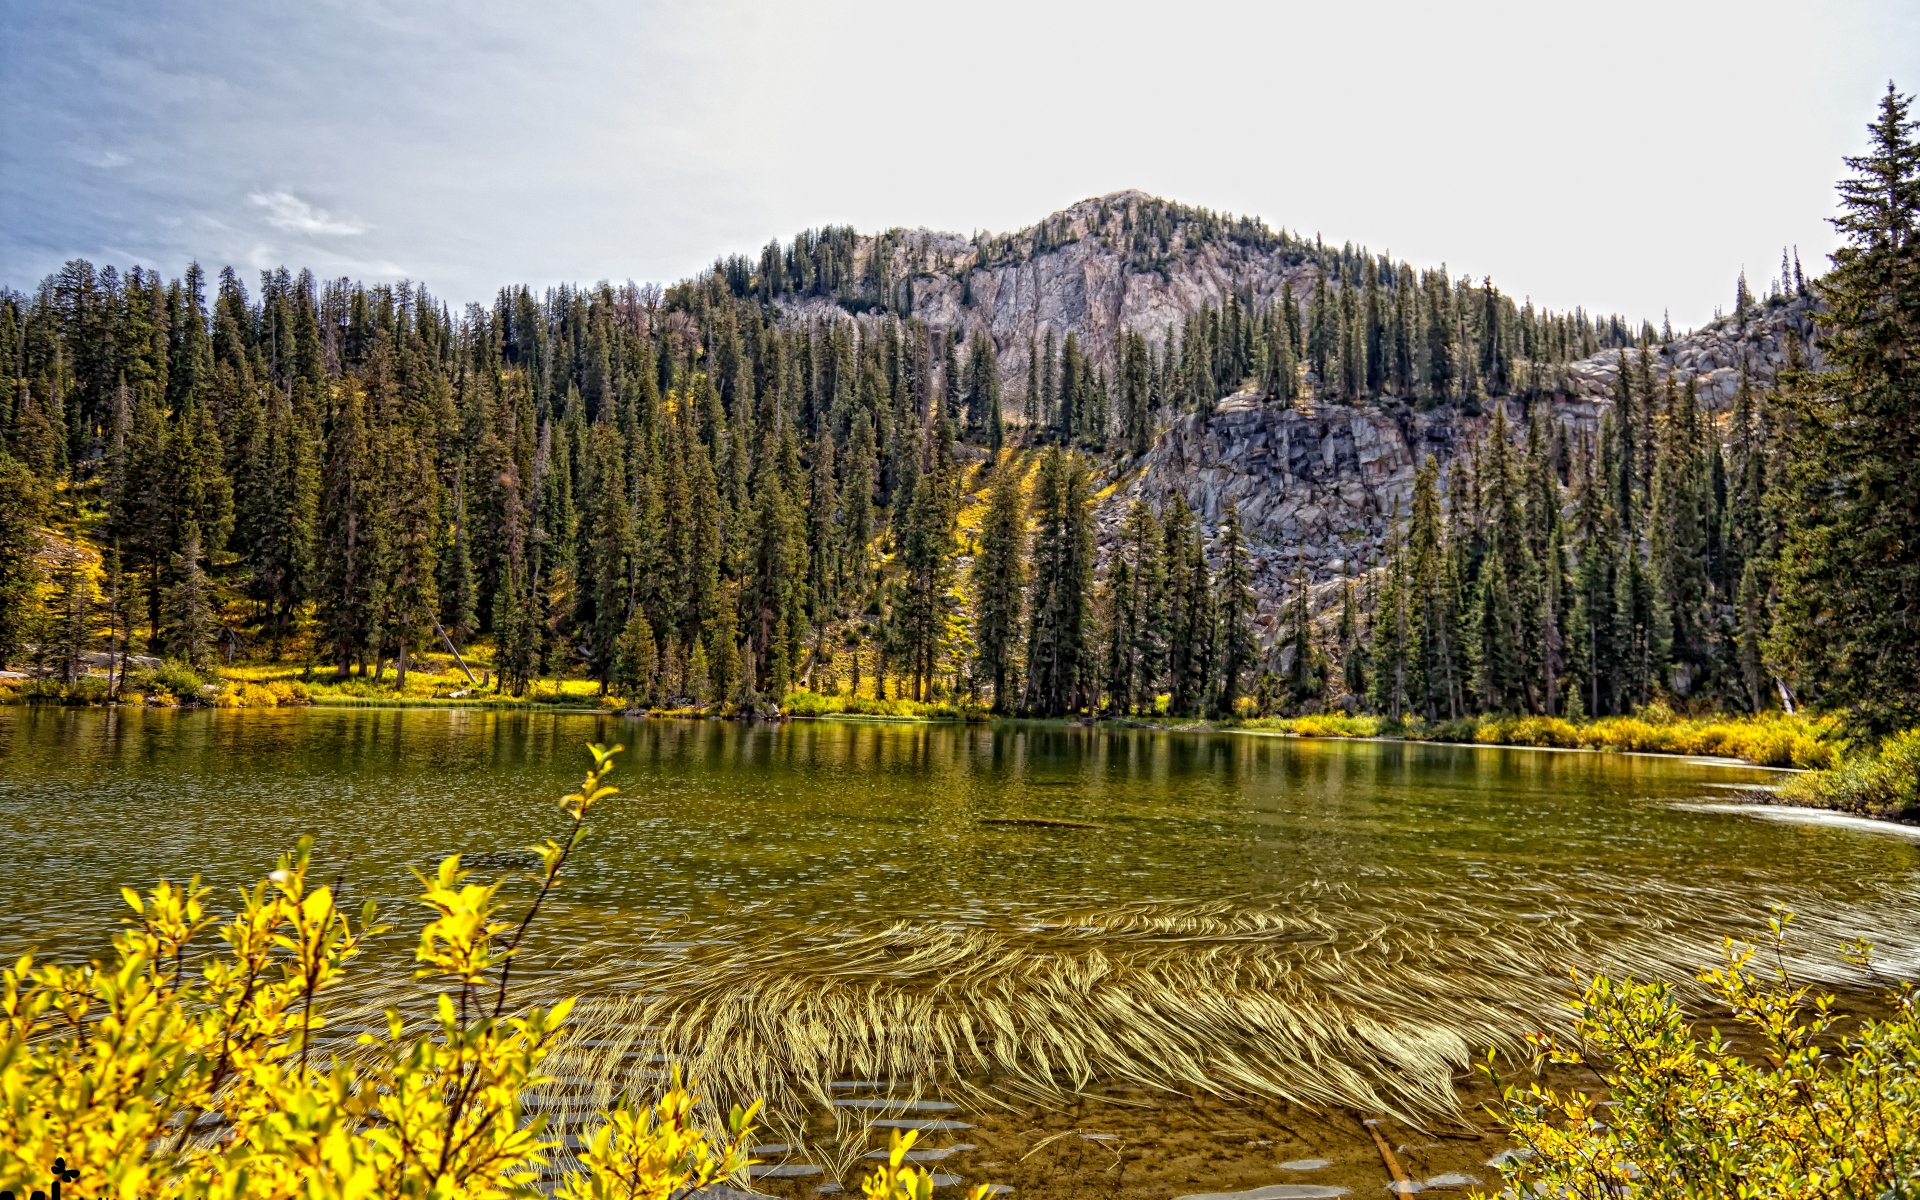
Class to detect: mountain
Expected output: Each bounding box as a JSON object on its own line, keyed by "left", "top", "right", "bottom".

{"left": 757, "top": 190, "right": 1815, "bottom": 639}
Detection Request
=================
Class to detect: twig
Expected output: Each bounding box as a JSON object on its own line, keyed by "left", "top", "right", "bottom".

{"left": 1366, "top": 1118, "right": 1413, "bottom": 1192}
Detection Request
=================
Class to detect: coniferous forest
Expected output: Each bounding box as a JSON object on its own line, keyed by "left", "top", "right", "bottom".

{"left": 2, "top": 87, "right": 1917, "bottom": 736}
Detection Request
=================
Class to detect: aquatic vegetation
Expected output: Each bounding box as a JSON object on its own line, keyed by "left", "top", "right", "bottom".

{"left": 538, "top": 884, "right": 1896, "bottom": 1131}
{"left": 1780, "top": 726, "right": 1920, "bottom": 820}
{"left": 0, "top": 744, "right": 996, "bottom": 1200}
{"left": 1486, "top": 914, "right": 1920, "bottom": 1198}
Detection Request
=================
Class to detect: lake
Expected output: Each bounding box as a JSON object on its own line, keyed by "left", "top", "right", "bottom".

{"left": 4, "top": 705, "right": 1916, "bottom": 1193}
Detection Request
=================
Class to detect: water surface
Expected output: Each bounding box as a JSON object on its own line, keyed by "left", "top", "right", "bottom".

{"left": 3, "top": 706, "right": 1916, "bottom": 1118}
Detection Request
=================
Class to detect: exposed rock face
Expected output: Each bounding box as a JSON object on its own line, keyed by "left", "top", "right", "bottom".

{"left": 780, "top": 190, "right": 1318, "bottom": 390}
{"left": 1094, "top": 297, "right": 1821, "bottom": 650}
{"left": 912, "top": 230, "right": 1316, "bottom": 394}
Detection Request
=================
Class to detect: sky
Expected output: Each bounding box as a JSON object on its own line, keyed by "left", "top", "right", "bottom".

{"left": 3, "top": 0, "right": 1916, "bottom": 329}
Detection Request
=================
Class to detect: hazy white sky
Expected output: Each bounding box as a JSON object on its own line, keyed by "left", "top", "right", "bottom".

{"left": 3, "top": 0, "right": 1915, "bottom": 327}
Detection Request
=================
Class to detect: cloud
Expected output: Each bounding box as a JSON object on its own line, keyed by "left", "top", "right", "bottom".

{"left": 248, "top": 190, "right": 365, "bottom": 236}
{"left": 80, "top": 149, "right": 129, "bottom": 169}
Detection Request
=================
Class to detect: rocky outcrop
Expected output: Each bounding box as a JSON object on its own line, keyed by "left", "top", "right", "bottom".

{"left": 780, "top": 190, "right": 1318, "bottom": 390}
{"left": 1093, "top": 296, "right": 1822, "bottom": 652}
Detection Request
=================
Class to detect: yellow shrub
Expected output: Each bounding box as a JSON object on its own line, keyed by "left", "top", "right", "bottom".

{"left": 1488, "top": 916, "right": 1918, "bottom": 1199}
{"left": 213, "top": 680, "right": 314, "bottom": 708}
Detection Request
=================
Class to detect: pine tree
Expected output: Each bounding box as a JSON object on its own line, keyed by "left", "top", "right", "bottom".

{"left": 1162, "top": 495, "right": 1207, "bottom": 716}
{"left": 582, "top": 422, "right": 634, "bottom": 692}
{"left": 840, "top": 410, "right": 876, "bottom": 602}
{"left": 688, "top": 635, "right": 711, "bottom": 705}
{"left": 1099, "top": 555, "right": 1136, "bottom": 713}
{"left": 1021, "top": 449, "right": 1095, "bottom": 715}
{"left": 440, "top": 467, "right": 478, "bottom": 644}
{"left": 318, "top": 378, "right": 378, "bottom": 673}
{"left": 45, "top": 557, "right": 95, "bottom": 684}
{"left": 1773, "top": 83, "right": 1920, "bottom": 733}
{"left": 1214, "top": 502, "right": 1255, "bottom": 715}
{"left": 711, "top": 583, "right": 743, "bottom": 703}
{"left": 896, "top": 468, "right": 953, "bottom": 701}
{"left": 1405, "top": 456, "right": 1456, "bottom": 720}
{"left": 1338, "top": 576, "right": 1367, "bottom": 700}
{"left": 1285, "top": 573, "right": 1322, "bottom": 708}
{"left": 1474, "top": 546, "right": 1521, "bottom": 712}
{"left": 0, "top": 456, "right": 47, "bottom": 666}
{"left": 1121, "top": 501, "right": 1166, "bottom": 709}
{"left": 613, "top": 607, "right": 657, "bottom": 705}
{"left": 1368, "top": 514, "right": 1408, "bottom": 721}
{"left": 381, "top": 429, "right": 440, "bottom": 690}
{"left": 1649, "top": 378, "right": 1711, "bottom": 695}
{"left": 971, "top": 460, "right": 1025, "bottom": 711}
{"left": 164, "top": 524, "right": 218, "bottom": 672}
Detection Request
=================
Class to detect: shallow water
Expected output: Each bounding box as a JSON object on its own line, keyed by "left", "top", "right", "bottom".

{"left": 4, "top": 705, "right": 1918, "bottom": 1139}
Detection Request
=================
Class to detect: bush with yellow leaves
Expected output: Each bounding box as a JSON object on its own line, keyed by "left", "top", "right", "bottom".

{"left": 0, "top": 743, "right": 997, "bottom": 1200}
{"left": 1485, "top": 913, "right": 1919, "bottom": 1199}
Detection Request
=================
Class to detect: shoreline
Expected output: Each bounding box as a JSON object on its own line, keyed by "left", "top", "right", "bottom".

{"left": 13, "top": 691, "right": 1909, "bottom": 830}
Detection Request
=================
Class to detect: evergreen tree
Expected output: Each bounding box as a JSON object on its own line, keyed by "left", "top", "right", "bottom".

{"left": 1285, "top": 573, "right": 1322, "bottom": 708}
{"left": 1121, "top": 501, "right": 1166, "bottom": 709}
{"left": 1369, "top": 513, "right": 1408, "bottom": 720}
{"left": 1214, "top": 502, "right": 1255, "bottom": 715}
{"left": 711, "top": 582, "right": 743, "bottom": 703}
{"left": 613, "top": 607, "right": 657, "bottom": 704}
{"left": 45, "top": 557, "right": 95, "bottom": 684}
{"left": 1022, "top": 449, "right": 1095, "bottom": 715}
{"left": 896, "top": 468, "right": 954, "bottom": 700}
{"left": 1099, "top": 555, "right": 1136, "bottom": 713}
{"left": 1338, "top": 576, "right": 1367, "bottom": 700}
{"left": 1649, "top": 378, "right": 1711, "bottom": 694}
{"left": 380, "top": 429, "right": 440, "bottom": 690}
{"left": 582, "top": 422, "right": 634, "bottom": 692}
{"left": 0, "top": 456, "right": 47, "bottom": 666}
{"left": 1773, "top": 83, "right": 1920, "bottom": 733}
{"left": 971, "top": 460, "right": 1025, "bottom": 711}
{"left": 164, "top": 524, "right": 218, "bottom": 672}
{"left": 688, "top": 635, "right": 711, "bottom": 705}
{"left": 440, "top": 467, "right": 478, "bottom": 644}
{"left": 317, "top": 378, "right": 378, "bottom": 673}
{"left": 1162, "top": 495, "right": 1208, "bottom": 716}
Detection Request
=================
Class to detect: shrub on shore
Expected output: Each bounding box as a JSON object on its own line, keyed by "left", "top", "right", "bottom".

{"left": 780, "top": 690, "right": 986, "bottom": 720}
{"left": 1454, "top": 710, "right": 1840, "bottom": 768}
{"left": 1229, "top": 708, "right": 1840, "bottom": 769}
{"left": 1487, "top": 916, "right": 1919, "bottom": 1199}
{"left": 1779, "top": 727, "right": 1920, "bottom": 820}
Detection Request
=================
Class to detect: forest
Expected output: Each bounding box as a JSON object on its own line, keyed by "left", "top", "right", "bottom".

{"left": 1, "top": 89, "right": 1915, "bottom": 736}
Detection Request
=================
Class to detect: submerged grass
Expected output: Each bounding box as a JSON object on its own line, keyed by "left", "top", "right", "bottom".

{"left": 518, "top": 878, "right": 1903, "bottom": 1142}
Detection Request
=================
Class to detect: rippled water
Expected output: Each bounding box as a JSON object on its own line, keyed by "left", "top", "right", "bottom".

{"left": 4, "top": 705, "right": 1917, "bottom": 1120}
